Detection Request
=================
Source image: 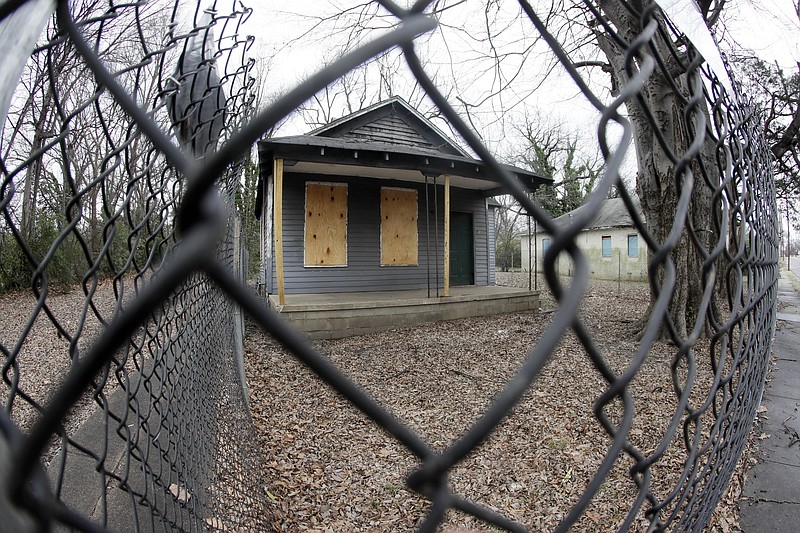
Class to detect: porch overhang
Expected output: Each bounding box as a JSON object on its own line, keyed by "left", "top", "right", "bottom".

{"left": 257, "top": 136, "right": 550, "bottom": 196}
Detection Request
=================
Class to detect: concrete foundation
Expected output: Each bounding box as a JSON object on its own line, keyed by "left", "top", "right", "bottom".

{"left": 268, "top": 286, "right": 540, "bottom": 339}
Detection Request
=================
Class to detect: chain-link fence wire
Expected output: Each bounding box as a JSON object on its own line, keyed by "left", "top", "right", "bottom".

{"left": 0, "top": 0, "right": 778, "bottom": 532}
{"left": 0, "top": 0, "right": 267, "bottom": 530}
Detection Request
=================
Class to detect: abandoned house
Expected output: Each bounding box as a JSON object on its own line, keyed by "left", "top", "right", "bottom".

{"left": 520, "top": 195, "right": 648, "bottom": 281}
{"left": 255, "top": 97, "right": 551, "bottom": 338}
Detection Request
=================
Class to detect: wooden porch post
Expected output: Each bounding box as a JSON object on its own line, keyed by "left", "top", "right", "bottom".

{"left": 274, "top": 158, "right": 285, "bottom": 305}
{"left": 444, "top": 174, "right": 450, "bottom": 297}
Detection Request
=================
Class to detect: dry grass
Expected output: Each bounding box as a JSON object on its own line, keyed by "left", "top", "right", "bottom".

{"left": 245, "top": 273, "right": 757, "bottom": 532}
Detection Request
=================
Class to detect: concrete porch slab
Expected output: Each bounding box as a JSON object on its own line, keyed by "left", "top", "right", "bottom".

{"left": 268, "top": 286, "right": 540, "bottom": 339}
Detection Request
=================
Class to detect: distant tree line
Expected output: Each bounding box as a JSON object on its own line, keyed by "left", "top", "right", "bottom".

{"left": 0, "top": 1, "right": 260, "bottom": 293}
{"left": 0, "top": 1, "right": 176, "bottom": 291}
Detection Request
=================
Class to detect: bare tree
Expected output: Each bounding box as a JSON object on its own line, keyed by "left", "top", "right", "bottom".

{"left": 734, "top": 57, "right": 800, "bottom": 199}
{"left": 292, "top": 45, "right": 451, "bottom": 131}
{"left": 0, "top": 0, "right": 184, "bottom": 286}
{"left": 273, "top": 1, "right": 558, "bottom": 137}
{"left": 262, "top": 0, "right": 769, "bottom": 339}
{"left": 494, "top": 194, "right": 525, "bottom": 271}
{"left": 513, "top": 112, "right": 604, "bottom": 217}
{"left": 495, "top": 114, "right": 604, "bottom": 272}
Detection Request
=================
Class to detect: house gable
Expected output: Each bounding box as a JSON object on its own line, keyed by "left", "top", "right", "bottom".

{"left": 309, "top": 97, "right": 468, "bottom": 157}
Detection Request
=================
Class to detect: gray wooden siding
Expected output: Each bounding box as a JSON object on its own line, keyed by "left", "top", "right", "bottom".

{"left": 339, "top": 115, "right": 438, "bottom": 152}
{"left": 268, "top": 173, "right": 492, "bottom": 294}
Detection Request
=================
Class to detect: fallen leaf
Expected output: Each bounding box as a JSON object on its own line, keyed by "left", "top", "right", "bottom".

{"left": 168, "top": 483, "right": 191, "bottom": 504}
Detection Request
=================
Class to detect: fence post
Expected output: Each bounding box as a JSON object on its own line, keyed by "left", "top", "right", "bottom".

{"left": 233, "top": 217, "right": 249, "bottom": 409}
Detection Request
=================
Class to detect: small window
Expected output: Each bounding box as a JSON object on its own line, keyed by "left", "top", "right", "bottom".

{"left": 542, "top": 238, "right": 550, "bottom": 253}
{"left": 627, "top": 234, "right": 638, "bottom": 257}
{"left": 601, "top": 235, "right": 612, "bottom": 257}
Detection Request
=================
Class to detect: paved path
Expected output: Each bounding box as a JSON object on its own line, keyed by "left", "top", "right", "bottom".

{"left": 739, "top": 268, "right": 800, "bottom": 532}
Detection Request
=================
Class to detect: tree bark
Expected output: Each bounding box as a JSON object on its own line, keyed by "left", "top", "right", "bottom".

{"left": 21, "top": 88, "right": 54, "bottom": 240}
{"left": 596, "top": 1, "right": 720, "bottom": 341}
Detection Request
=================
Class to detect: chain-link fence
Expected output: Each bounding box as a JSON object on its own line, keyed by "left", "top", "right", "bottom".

{"left": 0, "top": 1, "right": 778, "bottom": 532}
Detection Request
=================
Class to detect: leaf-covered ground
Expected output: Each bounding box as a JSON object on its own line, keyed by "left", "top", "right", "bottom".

{"left": 0, "top": 277, "right": 131, "bottom": 463}
{"left": 245, "top": 273, "right": 755, "bottom": 532}
{"left": 0, "top": 272, "right": 757, "bottom": 530}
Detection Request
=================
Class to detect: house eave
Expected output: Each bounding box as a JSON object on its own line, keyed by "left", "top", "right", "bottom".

{"left": 257, "top": 137, "right": 550, "bottom": 194}
{"left": 520, "top": 223, "right": 637, "bottom": 238}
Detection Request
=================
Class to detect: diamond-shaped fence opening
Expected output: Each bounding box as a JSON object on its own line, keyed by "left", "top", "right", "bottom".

{"left": 0, "top": 1, "right": 777, "bottom": 532}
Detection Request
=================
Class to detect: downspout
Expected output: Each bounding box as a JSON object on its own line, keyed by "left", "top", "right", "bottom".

{"left": 534, "top": 217, "right": 538, "bottom": 291}
{"left": 274, "top": 158, "right": 285, "bottom": 305}
{"left": 443, "top": 175, "right": 450, "bottom": 296}
{"left": 264, "top": 170, "right": 274, "bottom": 296}
{"left": 527, "top": 214, "right": 532, "bottom": 291}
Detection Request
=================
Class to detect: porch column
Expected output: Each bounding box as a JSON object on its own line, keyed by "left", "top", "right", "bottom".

{"left": 443, "top": 174, "right": 450, "bottom": 297}
{"left": 274, "top": 158, "right": 285, "bottom": 305}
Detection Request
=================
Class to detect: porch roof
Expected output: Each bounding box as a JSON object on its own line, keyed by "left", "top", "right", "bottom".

{"left": 257, "top": 135, "right": 550, "bottom": 197}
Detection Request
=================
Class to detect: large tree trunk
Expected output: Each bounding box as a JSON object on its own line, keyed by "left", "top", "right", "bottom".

{"left": 597, "top": 1, "right": 720, "bottom": 341}
{"left": 20, "top": 89, "right": 54, "bottom": 240}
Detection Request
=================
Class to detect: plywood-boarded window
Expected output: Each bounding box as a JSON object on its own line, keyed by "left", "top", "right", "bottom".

{"left": 305, "top": 182, "right": 347, "bottom": 267}
{"left": 381, "top": 187, "right": 418, "bottom": 266}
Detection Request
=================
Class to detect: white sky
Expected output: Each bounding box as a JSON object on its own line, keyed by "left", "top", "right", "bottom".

{"left": 725, "top": 0, "right": 799, "bottom": 68}
{"left": 243, "top": 1, "right": 799, "bottom": 92}
{"left": 242, "top": 1, "right": 604, "bottom": 154}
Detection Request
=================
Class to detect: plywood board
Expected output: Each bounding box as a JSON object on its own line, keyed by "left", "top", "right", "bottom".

{"left": 305, "top": 182, "right": 347, "bottom": 267}
{"left": 381, "top": 187, "right": 418, "bottom": 266}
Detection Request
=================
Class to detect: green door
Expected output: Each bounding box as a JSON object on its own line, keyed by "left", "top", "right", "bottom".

{"left": 450, "top": 212, "right": 474, "bottom": 285}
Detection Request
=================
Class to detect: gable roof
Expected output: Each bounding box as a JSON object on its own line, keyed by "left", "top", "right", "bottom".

{"left": 308, "top": 96, "right": 469, "bottom": 157}
{"left": 553, "top": 196, "right": 642, "bottom": 230}
{"left": 256, "top": 97, "right": 552, "bottom": 219}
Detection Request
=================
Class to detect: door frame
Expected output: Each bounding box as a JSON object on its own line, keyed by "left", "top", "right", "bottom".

{"left": 449, "top": 211, "right": 474, "bottom": 286}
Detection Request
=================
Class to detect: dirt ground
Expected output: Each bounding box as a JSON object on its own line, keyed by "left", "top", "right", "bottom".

{"left": 245, "top": 272, "right": 757, "bottom": 532}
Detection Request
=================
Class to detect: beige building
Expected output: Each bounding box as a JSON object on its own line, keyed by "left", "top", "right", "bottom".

{"left": 520, "top": 196, "right": 648, "bottom": 281}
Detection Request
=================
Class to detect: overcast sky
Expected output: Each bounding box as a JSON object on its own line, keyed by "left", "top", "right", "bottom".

{"left": 240, "top": 0, "right": 799, "bottom": 176}
{"left": 244, "top": 1, "right": 799, "bottom": 92}
{"left": 243, "top": 1, "right": 603, "bottom": 148}
{"left": 725, "top": 0, "right": 799, "bottom": 67}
